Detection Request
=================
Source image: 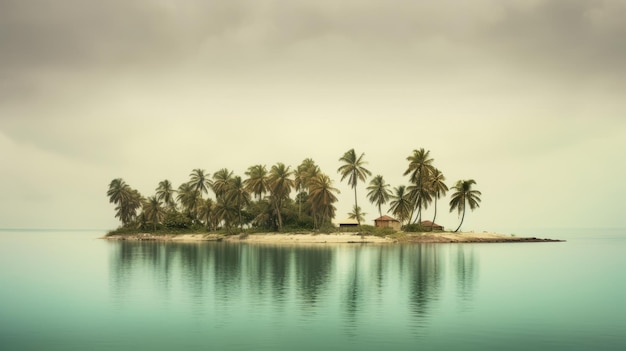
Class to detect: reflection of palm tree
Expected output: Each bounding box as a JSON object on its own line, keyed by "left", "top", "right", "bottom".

{"left": 307, "top": 173, "right": 339, "bottom": 228}
{"left": 338, "top": 149, "right": 371, "bottom": 227}
{"left": 367, "top": 175, "right": 392, "bottom": 218}
{"left": 428, "top": 169, "right": 448, "bottom": 231}
{"left": 389, "top": 185, "right": 412, "bottom": 226}
{"left": 156, "top": 179, "right": 176, "bottom": 210}
{"left": 268, "top": 163, "right": 294, "bottom": 231}
{"left": 449, "top": 179, "right": 482, "bottom": 232}
{"left": 404, "top": 148, "right": 435, "bottom": 224}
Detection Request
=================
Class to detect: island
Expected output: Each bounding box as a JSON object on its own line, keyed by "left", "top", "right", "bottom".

{"left": 103, "top": 231, "right": 564, "bottom": 244}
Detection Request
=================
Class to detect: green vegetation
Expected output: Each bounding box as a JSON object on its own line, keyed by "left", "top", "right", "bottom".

{"left": 107, "top": 148, "right": 481, "bottom": 235}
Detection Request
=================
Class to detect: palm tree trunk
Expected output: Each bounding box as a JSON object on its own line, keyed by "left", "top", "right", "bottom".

{"left": 454, "top": 202, "right": 465, "bottom": 233}
{"left": 431, "top": 195, "right": 438, "bottom": 232}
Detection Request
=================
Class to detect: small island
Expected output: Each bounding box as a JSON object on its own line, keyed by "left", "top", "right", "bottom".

{"left": 105, "top": 148, "right": 563, "bottom": 243}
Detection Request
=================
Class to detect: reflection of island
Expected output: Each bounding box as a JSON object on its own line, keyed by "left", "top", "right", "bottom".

{"left": 109, "top": 241, "right": 478, "bottom": 333}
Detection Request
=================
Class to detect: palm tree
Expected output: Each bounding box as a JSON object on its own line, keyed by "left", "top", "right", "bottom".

{"left": 228, "top": 175, "right": 250, "bottom": 229}
{"left": 449, "top": 179, "right": 482, "bottom": 232}
{"left": 107, "top": 179, "right": 142, "bottom": 227}
{"left": 404, "top": 148, "right": 435, "bottom": 224}
{"left": 294, "top": 158, "right": 320, "bottom": 218}
{"left": 189, "top": 169, "right": 211, "bottom": 198}
{"left": 348, "top": 205, "right": 366, "bottom": 225}
{"left": 155, "top": 180, "right": 176, "bottom": 210}
{"left": 337, "top": 148, "right": 371, "bottom": 227}
{"left": 177, "top": 182, "right": 199, "bottom": 220}
{"left": 197, "top": 198, "right": 214, "bottom": 230}
{"left": 143, "top": 196, "right": 166, "bottom": 231}
{"left": 307, "top": 173, "right": 340, "bottom": 228}
{"left": 107, "top": 178, "right": 130, "bottom": 207}
{"left": 389, "top": 185, "right": 412, "bottom": 226}
{"left": 268, "top": 163, "right": 294, "bottom": 231}
{"left": 244, "top": 165, "right": 269, "bottom": 201}
{"left": 367, "top": 175, "right": 391, "bottom": 218}
{"left": 212, "top": 168, "right": 234, "bottom": 200}
{"left": 214, "top": 197, "right": 238, "bottom": 233}
{"left": 428, "top": 168, "right": 448, "bottom": 231}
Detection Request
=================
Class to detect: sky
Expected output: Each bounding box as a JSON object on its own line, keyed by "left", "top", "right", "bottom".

{"left": 1, "top": 0, "right": 625, "bottom": 234}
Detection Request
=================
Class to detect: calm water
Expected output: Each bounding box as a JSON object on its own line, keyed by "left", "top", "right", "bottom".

{"left": 1, "top": 229, "right": 625, "bottom": 350}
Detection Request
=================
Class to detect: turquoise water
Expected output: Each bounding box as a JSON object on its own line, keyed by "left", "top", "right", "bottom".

{"left": 1, "top": 229, "right": 625, "bottom": 350}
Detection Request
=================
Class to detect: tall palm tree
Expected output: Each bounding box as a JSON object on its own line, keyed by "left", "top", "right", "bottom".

{"left": 244, "top": 164, "right": 269, "bottom": 201}
{"left": 428, "top": 168, "right": 448, "bottom": 231}
{"left": 404, "top": 148, "right": 435, "bottom": 224}
{"left": 449, "top": 179, "right": 482, "bottom": 233}
{"left": 367, "top": 175, "right": 392, "bottom": 218}
{"left": 214, "top": 197, "right": 238, "bottom": 233}
{"left": 107, "top": 178, "right": 130, "bottom": 207}
{"left": 212, "top": 168, "right": 234, "bottom": 200}
{"left": 337, "top": 148, "right": 371, "bottom": 227}
{"left": 197, "top": 198, "right": 214, "bottom": 230}
{"left": 389, "top": 185, "right": 412, "bottom": 226}
{"left": 294, "top": 158, "right": 320, "bottom": 218}
{"left": 268, "top": 163, "right": 294, "bottom": 231}
{"left": 307, "top": 173, "right": 340, "bottom": 228}
{"left": 155, "top": 179, "right": 176, "bottom": 210}
{"left": 177, "top": 182, "right": 199, "bottom": 220}
{"left": 143, "top": 196, "right": 166, "bottom": 231}
{"left": 189, "top": 169, "right": 211, "bottom": 198}
{"left": 107, "top": 178, "right": 142, "bottom": 227}
{"left": 228, "top": 175, "right": 250, "bottom": 229}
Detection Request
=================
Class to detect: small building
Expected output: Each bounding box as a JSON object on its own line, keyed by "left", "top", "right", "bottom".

{"left": 420, "top": 220, "right": 444, "bottom": 231}
{"left": 374, "top": 215, "right": 401, "bottom": 231}
{"left": 337, "top": 218, "right": 359, "bottom": 228}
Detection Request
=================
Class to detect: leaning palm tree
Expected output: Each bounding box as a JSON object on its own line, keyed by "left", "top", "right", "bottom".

{"left": 367, "top": 175, "right": 392, "bottom": 218}
{"left": 143, "top": 196, "right": 166, "bottom": 231}
{"left": 244, "top": 164, "right": 269, "bottom": 201}
{"left": 155, "top": 179, "right": 176, "bottom": 210}
{"left": 449, "top": 179, "right": 482, "bottom": 232}
{"left": 307, "top": 173, "right": 340, "bottom": 228}
{"left": 268, "top": 163, "right": 294, "bottom": 231}
{"left": 428, "top": 168, "right": 448, "bottom": 231}
{"left": 337, "top": 148, "right": 371, "bottom": 227}
{"left": 107, "top": 178, "right": 130, "bottom": 207}
{"left": 404, "top": 148, "right": 435, "bottom": 224}
{"left": 389, "top": 185, "right": 412, "bottom": 226}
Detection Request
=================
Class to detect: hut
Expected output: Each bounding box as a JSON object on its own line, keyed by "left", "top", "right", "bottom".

{"left": 374, "top": 215, "right": 401, "bottom": 231}
{"left": 337, "top": 218, "right": 359, "bottom": 228}
{"left": 419, "top": 220, "right": 444, "bottom": 231}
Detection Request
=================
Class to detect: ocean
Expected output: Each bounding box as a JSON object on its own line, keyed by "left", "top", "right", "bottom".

{"left": 1, "top": 228, "right": 624, "bottom": 350}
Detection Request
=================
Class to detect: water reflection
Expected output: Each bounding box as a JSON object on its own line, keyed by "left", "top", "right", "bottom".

{"left": 109, "top": 242, "right": 477, "bottom": 334}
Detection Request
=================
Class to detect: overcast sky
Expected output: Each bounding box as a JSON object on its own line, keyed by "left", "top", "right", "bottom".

{"left": 1, "top": 0, "right": 625, "bottom": 233}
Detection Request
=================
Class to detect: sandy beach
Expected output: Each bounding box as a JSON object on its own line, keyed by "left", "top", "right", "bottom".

{"left": 103, "top": 232, "right": 563, "bottom": 243}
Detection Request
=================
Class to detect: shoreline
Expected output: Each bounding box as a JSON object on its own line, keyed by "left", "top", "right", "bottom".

{"left": 102, "top": 232, "right": 564, "bottom": 244}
